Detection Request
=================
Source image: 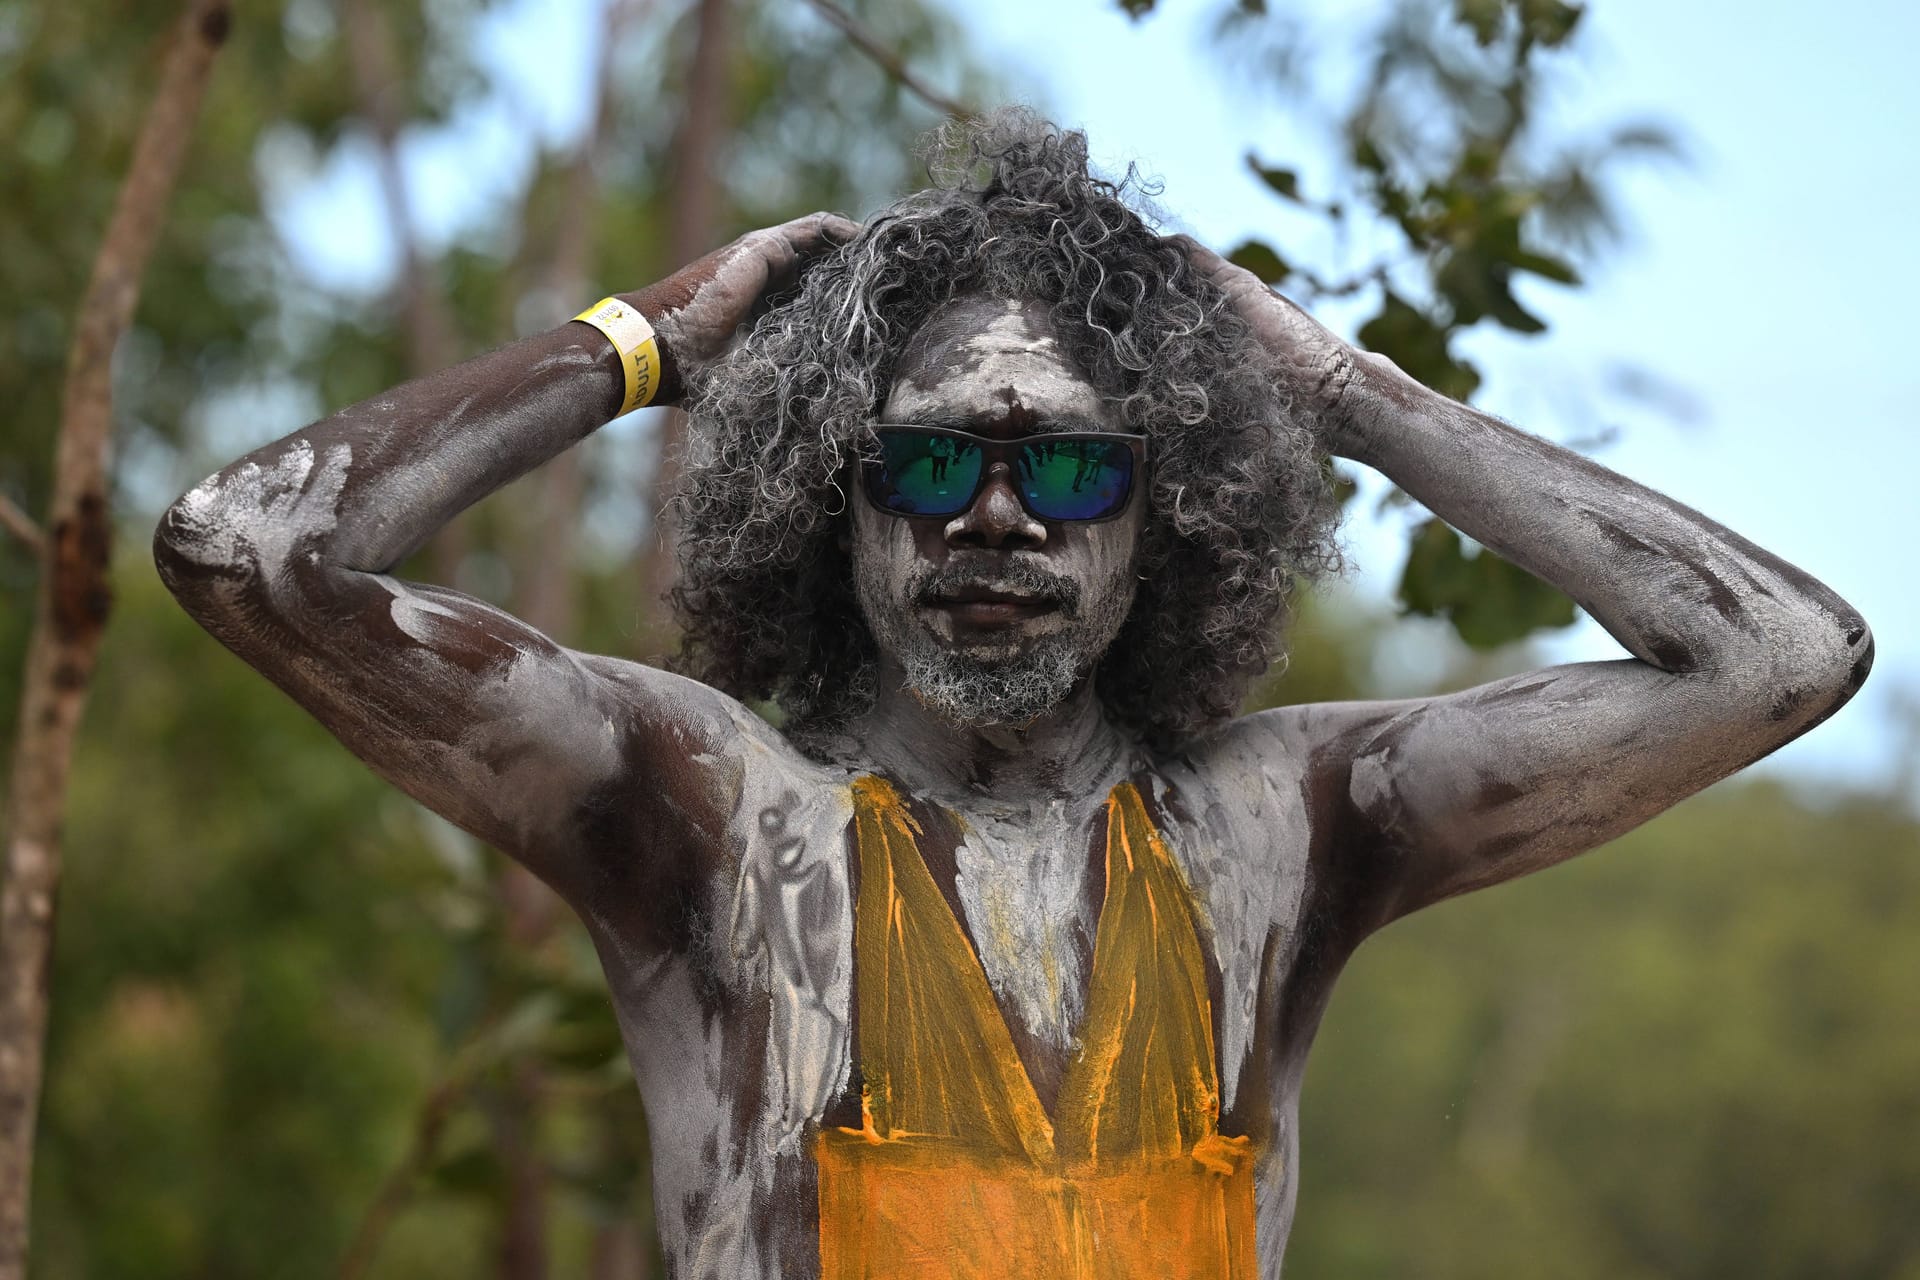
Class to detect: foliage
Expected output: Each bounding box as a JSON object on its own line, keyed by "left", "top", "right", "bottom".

{"left": 1189, "top": 0, "right": 1680, "bottom": 650}
{"left": 6, "top": 0, "right": 1905, "bottom": 1274}
{"left": 1290, "top": 773, "right": 1920, "bottom": 1279}
{"left": 1398, "top": 517, "right": 1576, "bottom": 648}
{"left": 4, "top": 0, "right": 994, "bottom": 1273}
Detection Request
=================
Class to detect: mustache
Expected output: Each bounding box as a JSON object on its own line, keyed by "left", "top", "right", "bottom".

{"left": 911, "top": 556, "right": 1082, "bottom": 614}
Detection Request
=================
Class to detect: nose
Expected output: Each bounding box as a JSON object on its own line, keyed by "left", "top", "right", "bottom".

{"left": 945, "top": 463, "right": 1047, "bottom": 550}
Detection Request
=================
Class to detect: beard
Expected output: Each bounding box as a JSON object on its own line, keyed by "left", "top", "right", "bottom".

{"left": 897, "top": 628, "right": 1087, "bottom": 728}
{"left": 855, "top": 550, "right": 1135, "bottom": 730}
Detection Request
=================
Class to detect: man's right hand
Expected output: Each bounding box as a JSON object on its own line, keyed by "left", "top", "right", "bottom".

{"left": 622, "top": 211, "right": 860, "bottom": 403}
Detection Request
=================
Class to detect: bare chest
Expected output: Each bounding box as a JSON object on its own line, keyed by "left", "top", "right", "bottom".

{"left": 605, "top": 753, "right": 1321, "bottom": 1275}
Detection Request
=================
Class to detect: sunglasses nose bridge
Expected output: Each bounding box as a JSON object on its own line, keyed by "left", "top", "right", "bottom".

{"left": 944, "top": 465, "right": 1047, "bottom": 550}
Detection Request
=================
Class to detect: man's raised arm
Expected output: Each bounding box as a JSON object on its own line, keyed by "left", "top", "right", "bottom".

{"left": 153, "top": 213, "right": 855, "bottom": 910}
{"left": 1193, "top": 244, "right": 1872, "bottom": 929}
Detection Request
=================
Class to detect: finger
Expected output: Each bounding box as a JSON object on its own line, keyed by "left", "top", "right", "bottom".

{"left": 810, "top": 211, "right": 862, "bottom": 242}
{"left": 780, "top": 211, "right": 861, "bottom": 257}
{"left": 1167, "top": 232, "right": 1229, "bottom": 277}
{"left": 752, "top": 213, "right": 859, "bottom": 305}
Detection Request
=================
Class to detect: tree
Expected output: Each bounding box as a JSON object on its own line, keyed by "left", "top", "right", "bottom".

{"left": 4, "top": 0, "right": 996, "bottom": 1274}
{"left": 1131, "top": 0, "right": 1682, "bottom": 651}
{"left": 0, "top": 4, "right": 230, "bottom": 1273}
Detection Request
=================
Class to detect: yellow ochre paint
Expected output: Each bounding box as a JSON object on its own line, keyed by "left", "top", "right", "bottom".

{"left": 816, "top": 776, "right": 1257, "bottom": 1280}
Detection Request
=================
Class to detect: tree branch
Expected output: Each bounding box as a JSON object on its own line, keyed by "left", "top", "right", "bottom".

{"left": 338, "top": 0, "right": 468, "bottom": 583}
{"left": 801, "top": 0, "right": 974, "bottom": 119}
{"left": 0, "top": 497, "right": 44, "bottom": 558}
{"left": 336, "top": 1072, "right": 470, "bottom": 1280}
{"left": 638, "top": 0, "right": 738, "bottom": 629}
{"left": 0, "top": 2, "right": 230, "bottom": 1274}
{"left": 339, "top": 0, "right": 458, "bottom": 376}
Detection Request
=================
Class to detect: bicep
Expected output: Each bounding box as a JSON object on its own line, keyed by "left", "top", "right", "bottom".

{"left": 160, "top": 536, "right": 719, "bottom": 905}
{"left": 1268, "top": 654, "right": 1838, "bottom": 928}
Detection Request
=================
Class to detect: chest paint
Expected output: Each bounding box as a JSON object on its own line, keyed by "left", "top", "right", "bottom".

{"left": 814, "top": 775, "right": 1257, "bottom": 1278}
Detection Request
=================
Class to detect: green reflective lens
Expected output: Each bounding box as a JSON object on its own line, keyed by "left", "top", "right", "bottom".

{"left": 865, "top": 427, "right": 1142, "bottom": 522}
{"left": 1017, "top": 439, "right": 1134, "bottom": 520}
{"left": 872, "top": 430, "right": 984, "bottom": 516}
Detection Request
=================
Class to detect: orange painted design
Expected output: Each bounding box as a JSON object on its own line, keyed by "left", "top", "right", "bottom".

{"left": 818, "top": 776, "right": 1258, "bottom": 1279}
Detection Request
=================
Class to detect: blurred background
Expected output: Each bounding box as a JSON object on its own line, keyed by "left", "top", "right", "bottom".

{"left": 3, "top": 0, "right": 1917, "bottom": 1276}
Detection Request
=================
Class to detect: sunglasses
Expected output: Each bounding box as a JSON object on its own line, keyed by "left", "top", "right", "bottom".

{"left": 861, "top": 425, "right": 1148, "bottom": 524}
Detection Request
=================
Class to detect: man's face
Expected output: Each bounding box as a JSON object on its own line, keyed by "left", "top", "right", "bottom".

{"left": 850, "top": 296, "right": 1145, "bottom": 729}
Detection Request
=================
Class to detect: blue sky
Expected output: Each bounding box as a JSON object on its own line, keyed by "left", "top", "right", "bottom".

{"left": 952, "top": 0, "right": 1920, "bottom": 793}
{"left": 274, "top": 0, "right": 1920, "bottom": 794}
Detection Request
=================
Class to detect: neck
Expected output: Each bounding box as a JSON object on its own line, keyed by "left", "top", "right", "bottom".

{"left": 848, "top": 657, "right": 1133, "bottom": 804}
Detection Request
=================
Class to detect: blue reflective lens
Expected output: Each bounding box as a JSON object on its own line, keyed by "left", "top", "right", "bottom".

{"left": 872, "top": 430, "right": 984, "bottom": 516}
{"left": 865, "top": 428, "right": 1140, "bottom": 522}
{"left": 1016, "top": 439, "right": 1134, "bottom": 521}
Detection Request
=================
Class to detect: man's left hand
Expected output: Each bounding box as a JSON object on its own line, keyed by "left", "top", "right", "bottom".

{"left": 1177, "top": 236, "right": 1372, "bottom": 449}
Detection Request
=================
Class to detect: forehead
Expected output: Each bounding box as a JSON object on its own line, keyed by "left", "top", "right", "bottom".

{"left": 881, "top": 296, "right": 1116, "bottom": 432}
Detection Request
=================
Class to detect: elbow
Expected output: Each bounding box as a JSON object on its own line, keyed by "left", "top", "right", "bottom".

{"left": 152, "top": 438, "right": 348, "bottom": 620}
{"left": 1763, "top": 607, "right": 1874, "bottom": 732}
{"left": 151, "top": 460, "right": 299, "bottom": 629}
{"left": 152, "top": 478, "right": 255, "bottom": 620}
{"left": 1824, "top": 608, "right": 1875, "bottom": 710}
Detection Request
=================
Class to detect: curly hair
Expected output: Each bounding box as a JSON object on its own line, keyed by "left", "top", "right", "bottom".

{"left": 668, "top": 111, "right": 1342, "bottom": 750}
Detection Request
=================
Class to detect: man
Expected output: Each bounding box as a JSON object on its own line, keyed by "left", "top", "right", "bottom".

{"left": 155, "top": 117, "right": 1871, "bottom": 1277}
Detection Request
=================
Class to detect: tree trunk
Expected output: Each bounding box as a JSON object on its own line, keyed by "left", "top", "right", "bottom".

{"left": 589, "top": 1217, "right": 650, "bottom": 1280}
{"left": 0, "top": 4, "right": 230, "bottom": 1275}
{"left": 339, "top": 0, "right": 467, "bottom": 582}
{"left": 637, "top": 0, "right": 734, "bottom": 630}
{"left": 493, "top": 5, "right": 641, "bottom": 1276}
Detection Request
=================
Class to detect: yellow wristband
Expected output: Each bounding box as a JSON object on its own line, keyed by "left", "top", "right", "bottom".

{"left": 573, "top": 297, "right": 662, "bottom": 415}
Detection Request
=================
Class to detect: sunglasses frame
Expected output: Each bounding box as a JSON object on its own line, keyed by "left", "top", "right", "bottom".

{"left": 860, "top": 424, "right": 1151, "bottom": 525}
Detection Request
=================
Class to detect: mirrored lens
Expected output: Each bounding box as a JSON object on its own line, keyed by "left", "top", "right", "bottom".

{"left": 1016, "top": 438, "right": 1134, "bottom": 520}
{"left": 870, "top": 430, "right": 984, "bottom": 516}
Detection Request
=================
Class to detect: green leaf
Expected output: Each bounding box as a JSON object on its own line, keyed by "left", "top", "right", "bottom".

{"left": 1520, "top": 0, "right": 1585, "bottom": 46}
{"left": 1398, "top": 518, "right": 1578, "bottom": 648}
{"left": 1117, "top": 0, "right": 1156, "bottom": 16}
{"left": 1357, "top": 292, "right": 1482, "bottom": 401}
{"left": 1399, "top": 519, "right": 1477, "bottom": 617}
{"left": 1227, "top": 239, "right": 1291, "bottom": 285}
{"left": 1246, "top": 154, "right": 1303, "bottom": 202}
{"left": 1435, "top": 245, "right": 1549, "bottom": 335}
{"left": 1454, "top": 0, "right": 1505, "bottom": 46}
{"left": 1352, "top": 134, "right": 1388, "bottom": 177}
{"left": 1511, "top": 248, "right": 1582, "bottom": 285}
{"left": 1485, "top": 280, "right": 1548, "bottom": 334}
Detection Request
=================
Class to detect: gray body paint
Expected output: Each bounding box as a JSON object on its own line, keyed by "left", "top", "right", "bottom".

{"left": 154, "top": 244, "right": 1870, "bottom": 1277}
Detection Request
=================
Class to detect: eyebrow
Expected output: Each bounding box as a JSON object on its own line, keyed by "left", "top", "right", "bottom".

{"left": 891, "top": 410, "right": 1114, "bottom": 436}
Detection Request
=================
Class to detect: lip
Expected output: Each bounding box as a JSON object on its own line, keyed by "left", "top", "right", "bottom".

{"left": 924, "top": 590, "right": 1060, "bottom": 627}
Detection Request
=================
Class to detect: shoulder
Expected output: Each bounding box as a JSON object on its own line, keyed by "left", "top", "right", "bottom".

{"left": 560, "top": 654, "right": 856, "bottom": 941}
{"left": 1148, "top": 702, "right": 1412, "bottom": 929}
{"left": 1141, "top": 712, "right": 1322, "bottom": 904}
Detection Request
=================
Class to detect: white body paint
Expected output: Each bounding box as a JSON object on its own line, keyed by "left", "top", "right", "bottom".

{"left": 950, "top": 795, "right": 1100, "bottom": 1050}
{"left": 611, "top": 715, "right": 1331, "bottom": 1278}
{"left": 153, "top": 209, "right": 1870, "bottom": 1280}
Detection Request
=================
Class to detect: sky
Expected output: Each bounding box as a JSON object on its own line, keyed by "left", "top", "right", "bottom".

{"left": 948, "top": 0, "right": 1920, "bottom": 793}
{"left": 274, "top": 0, "right": 1920, "bottom": 795}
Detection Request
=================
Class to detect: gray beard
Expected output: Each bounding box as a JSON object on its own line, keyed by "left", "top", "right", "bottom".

{"left": 856, "top": 552, "right": 1120, "bottom": 730}
{"left": 895, "top": 630, "right": 1086, "bottom": 728}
